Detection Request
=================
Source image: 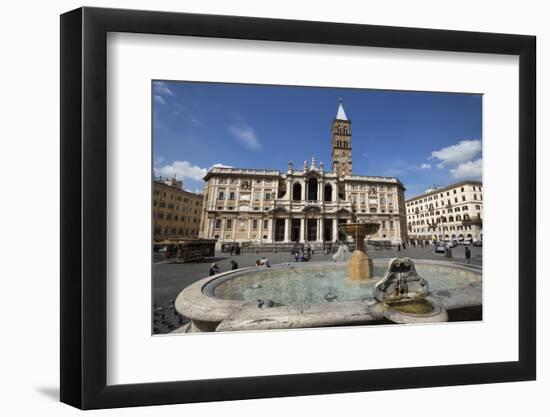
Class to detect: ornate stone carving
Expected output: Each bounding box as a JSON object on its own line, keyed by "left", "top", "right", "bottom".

{"left": 373, "top": 258, "right": 429, "bottom": 303}
{"left": 311, "top": 156, "right": 317, "bottom": 169}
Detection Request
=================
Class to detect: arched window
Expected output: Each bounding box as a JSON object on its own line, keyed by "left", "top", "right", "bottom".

{"left": 338, "top": 185, "right": 345, "bottom": 200}
{"left": 308, "top": 177, "right": 318, "bottom": 201}
{"left": 292, "top": 183, "right": 302, "bottom": 201}
{"left": 324, "top": 184, "right": 333, "bottom": 202}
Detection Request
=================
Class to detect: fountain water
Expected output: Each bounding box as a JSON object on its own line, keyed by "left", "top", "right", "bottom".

{"left": 174, "top": 228, "right": 481, "bottom": 331}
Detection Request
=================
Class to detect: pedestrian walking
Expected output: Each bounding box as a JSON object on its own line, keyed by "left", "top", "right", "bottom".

{"left": 397, "top": 243, "right": 401, "bottom": 252}
{"left": 465, "top": 246, "right": 471, "bottom": 264}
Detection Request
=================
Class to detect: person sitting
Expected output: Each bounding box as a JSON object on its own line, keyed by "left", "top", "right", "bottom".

{"left": 209, "top": 262, "right": 220, "bottom": 276}
{"left": 260, "top": 257, "right": 271, "bottom": 268}
{"left": 230, "top": 260, "right": 239, "bottom": 270}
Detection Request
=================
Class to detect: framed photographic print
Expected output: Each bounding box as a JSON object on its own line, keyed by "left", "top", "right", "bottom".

{"left": 60, "top": 6, "right": 536, "bottom": 409}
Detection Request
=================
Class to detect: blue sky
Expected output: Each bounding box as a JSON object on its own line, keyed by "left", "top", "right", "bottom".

{"left": 153, "top": 81, "right": 482, "bottom": 198}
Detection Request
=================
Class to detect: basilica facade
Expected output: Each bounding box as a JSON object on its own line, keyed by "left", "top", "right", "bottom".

{"left": 198, "top": 101, "right": 408, "bottom": 246}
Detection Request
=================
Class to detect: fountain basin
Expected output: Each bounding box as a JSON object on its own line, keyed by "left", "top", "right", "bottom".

{"left": 174, "top": 259, "right": 481, "bottom": 332}
{"left": 382, "top": 299, "right": 449, "bottom": 324}
{"left": 339, "top": 222, "right": 380, "bottom": 241}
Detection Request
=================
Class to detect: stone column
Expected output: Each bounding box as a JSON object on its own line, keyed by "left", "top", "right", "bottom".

{"left": 317, "top": 218, "right": 323, "bottom": 242}
{"left": 283, "top": 217, "right": 290, "bottom": 243}
{"left": 203, "top": 217, "right": 210, "bottom": 237}
{"left": 332, "top": 218, "right": 338, "bottom": 242}
{"left": 300, "top": 217, "right": 305, "bottom": 242}
{"left": 271, "top": 216, "right": 276, "bottom": 243}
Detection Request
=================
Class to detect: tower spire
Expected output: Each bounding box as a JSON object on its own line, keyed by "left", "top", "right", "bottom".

{"left": 336, "top": 98, "right": 348, "bottom": 120}
{"left": 331, "top": 99, "right": 352, "bottom": 176}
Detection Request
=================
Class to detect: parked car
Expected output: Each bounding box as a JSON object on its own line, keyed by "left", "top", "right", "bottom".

{"left": 473, "top": 240, "right": 483, "bottom": 247}
{"left": 459, "top": 239, "right": 472, "bottom": 246}
{"left": 446, "top": 240, "right": 458, "bottom": 248}
{"left": 435, "top": 242, "right": 446, "bottom": 253}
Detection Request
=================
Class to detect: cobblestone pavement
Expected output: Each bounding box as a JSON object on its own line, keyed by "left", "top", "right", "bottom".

{"left": 152, "top": 245, "right": 482, "bottom": 334}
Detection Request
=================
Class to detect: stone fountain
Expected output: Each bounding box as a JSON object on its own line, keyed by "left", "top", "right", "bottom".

{"left": 373, "top": 257, "right": 448, "bottom": 323}
{"left": 174, "top": 257, "right": 481, "bottom": 332}
{"left": 338, "top": 221, "right": 380, "bottom": 281}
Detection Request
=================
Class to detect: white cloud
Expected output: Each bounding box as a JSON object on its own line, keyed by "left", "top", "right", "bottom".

{"left": 154, "top": 95, "right": 166, "bottom": 105}
{"left": 153, "top": 81, "right": 174, "bottom": 96}
{"left": 450, "top": 158, "right": 482, "bottom": 179}
{"left": 209, "top": 163, "right": 233, "bottom": 169}
{"left": 228, "top": 125, "right": 262, "bottom": 151}
{"left": 420, "top": 163, "right": 431, "bottom": 169}
{"left": 430, "top": 140, "right": 481, "bottom": 165}
{"left": 436, "top": 163, "right": 444, "bottom": 170}
{"left": 157, "top": 160, "right": 207, "bottom": 181}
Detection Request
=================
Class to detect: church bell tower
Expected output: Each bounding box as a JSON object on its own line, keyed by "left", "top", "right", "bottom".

{"left": 331, "top": 98, "right": 352, "bottom": 176}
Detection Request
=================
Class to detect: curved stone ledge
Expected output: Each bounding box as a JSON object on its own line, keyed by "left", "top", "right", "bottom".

{"left": 217, "top": 299, "right": 383, "bottom": 332}
{"left": 175, "top": 260, "right": 482, "bottom": 332}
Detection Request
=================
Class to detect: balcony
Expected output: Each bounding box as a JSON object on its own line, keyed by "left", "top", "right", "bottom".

{"left": 462, "top": 218, "right": 483, "bottom": 227}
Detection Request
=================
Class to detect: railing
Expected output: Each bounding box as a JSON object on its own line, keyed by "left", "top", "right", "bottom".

{"left": 210, "top": 167, "right": 281, "bottom": 175}
{"left": 462, "top": 218, "right": 483, "bottom": 227}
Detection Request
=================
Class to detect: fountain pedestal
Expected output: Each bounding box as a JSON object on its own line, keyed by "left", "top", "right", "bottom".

{"left": 347, "top": 250, "right": 374, "bottom": 281}
{"left": 339, "top": 222, "right": 380, "bottom": 281}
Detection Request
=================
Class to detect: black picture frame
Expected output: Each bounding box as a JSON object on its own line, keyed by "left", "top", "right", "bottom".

{"left": 60, "top": 6, "right": 536, "bottom": 410}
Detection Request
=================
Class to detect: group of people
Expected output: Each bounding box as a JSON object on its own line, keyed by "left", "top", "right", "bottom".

{"left": 396, "top": 242, "right": 407, "bottom": 252}
{"left": 209, "top": 256, "right": 271, "bottom": 276}
{"left": 294, "top": 251, "right": 311, "bottom": 262}
{"left": 208, "top": 260, "right": 239, "bottom": 276}
{"left": 207, "top": 238, "right": 474, "bottom": 276}
{"left": 228, "top": 245, "right": 241, "bottom": 256}
{"left": 294, "top": 244, "right": 315, "bottom": 262}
